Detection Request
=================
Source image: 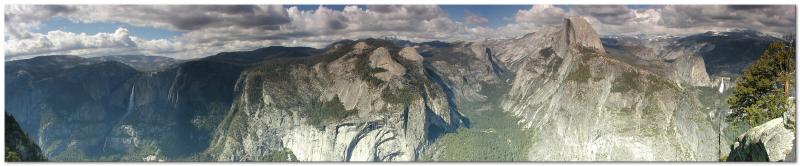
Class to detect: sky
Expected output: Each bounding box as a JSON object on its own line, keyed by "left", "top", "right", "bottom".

{"left": 4, "top": 5, "right": 797, "bottom": 59}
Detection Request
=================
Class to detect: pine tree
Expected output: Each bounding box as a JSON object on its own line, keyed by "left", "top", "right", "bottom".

{"left": 726, "top": 41, "right": 795, "bottom": 127}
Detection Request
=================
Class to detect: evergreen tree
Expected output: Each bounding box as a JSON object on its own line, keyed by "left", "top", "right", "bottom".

{"left": 726, "top": 41, "right": 795, "bottom": 127}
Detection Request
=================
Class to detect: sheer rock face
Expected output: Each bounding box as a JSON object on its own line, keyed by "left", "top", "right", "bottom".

{"left": 399, "top": 47, "right": 424, "bottom": 63}
{"left": 368, "top": 47, "right": 407, "bottom": 81}
{"left": 207, "top": 41, "right": 463, "bottom": 161}
{"left": 728, "top": 110, "right": 796, "bottom": 162}
{"left": 562, "top": 17, "right": 605, "bottom": 53}
{"left": 6, "top": 16, "right": 777, "bottom": 162}
{"left": 4, "top": 44, "right": 460, "bottom": 162}
{"left": 670, "top": 55, "right": 712, "bottom": 87}
{"left": 478, "top": 16, "right": 717, "bottom": 161}
{"left": 600, "top": 36, "right": 715, "bottom": 88}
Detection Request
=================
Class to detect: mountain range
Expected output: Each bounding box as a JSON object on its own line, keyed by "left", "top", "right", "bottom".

{"left": 4, "top": 16, "right": 789, "bottom": 161}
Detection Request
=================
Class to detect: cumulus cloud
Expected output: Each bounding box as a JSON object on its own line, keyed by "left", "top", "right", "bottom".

{"left": 510, "top": 5, "right": 795, "bottom": 36}
{"left": 659, "top": 5, "right": 795, "bottom": 34}
{"left": 61, "top": 5, "right": 291, "bottom": 32}
{"left": 4, "top": 5, "right": 78, "bottom": 39}
{"left": 177, "top": 5, "right": 470, "bottom": 50}
{"left": 6, "top": 27, "right": 137, "bottom": 56}
{"left": 464, "top": 11, "right": 489, "bottom": 26}
{"left": 4, "top": 5, "right": 796, "bottom": 60}
{"left": 515, "top": 5, "right": 568, "bottom": 26}
{"left": 570, "top": 5, "right": 635, "bottom": 25}
{"left": 5, "top": 5, "right": 478, "bottom": 59}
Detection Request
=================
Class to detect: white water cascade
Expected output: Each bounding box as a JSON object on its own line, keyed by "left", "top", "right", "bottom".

{"left": 103, "top": 85, "right": 136, "bottom": 152}
{"left": 122, "top": 86, "right": 136, "bottom": 122}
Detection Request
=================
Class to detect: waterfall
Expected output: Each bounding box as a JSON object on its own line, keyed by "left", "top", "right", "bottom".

{"left": 168, "top": 67, "right": 182, "bottom": 105}
{"left": 127, "top": 86, "right": 135, "bottom": 112}
{"left": 120, "top": 85, "right": 136, "bottom": 122}
{"left": 103, "top": 85, "right": 136, "bottom": 153}
{"left": 718, "top": 79, "right": 724, "bottom": 94}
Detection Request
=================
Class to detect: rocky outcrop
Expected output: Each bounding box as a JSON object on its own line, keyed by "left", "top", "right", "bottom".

{"left": 481, "top": 16, "right": 717, "bottom": 161}
{"left": 5, "top": 113, "right": 46, "bottom": 162}
{"left": 727, "top": 109, "right": 796, "bottom": 162}
{"left": 669, "top": 55, "right": 712, "bottom": 87}
{"left": 562, "top": 16, "right": 605, "bottom": 53}
{"left": 399, "top": 47, "right": 424, "bottom": 62}
{"left": 485, "top": 17, "right": 604, "bottom": 69}
{"left": 604, "top": 30, "right": 782, "bottom": 79}
{"left": 205, "top": 40, "right": 464, "bottom": 161}
{"left": 4, "top": 15, "right": 780, "bottom": 162}
{"left": 368, "top": 47, "right": 406, "bottom": 81}
{"left": 5, "top": 56, "right": 141, "bottom": 161}
{"left": 4, "top": 49, "right": 284, "bottom": 161}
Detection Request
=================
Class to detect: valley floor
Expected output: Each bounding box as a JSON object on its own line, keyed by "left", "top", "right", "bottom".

{"left": 421, "top": 83, "right": 532, "bottom": 161}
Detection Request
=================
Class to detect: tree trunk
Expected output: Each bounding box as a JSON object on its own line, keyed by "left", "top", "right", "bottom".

{"left": 784, "top": 79, "right": 790, "bottom": 97}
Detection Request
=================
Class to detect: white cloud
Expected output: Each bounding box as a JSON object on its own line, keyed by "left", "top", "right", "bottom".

{"left": 4, "top": 5, "right": 475, "bottom": 59}
{"left": 464, "top": 11, "right": 489, "bottom": 26}
{"left": 510, "top": 5, "right": 795, "bottom": 36}
{"left": 62, "top": 5, "right": 291, "bottom": 32}
{"left": 570, "top": 5, "right": 635, "bottom": 25}
{"left": 4, "top": 5, "right": 78, "bottom": 39}
{"left": 6, "top": 28, "right": 137, "bottom": 56}
{"left": 4, "top": 5, "right": 796, "bottom": 60}
{"left": 658, "top": 5, "right": 796, "bottom": 34}
{"left": 515, "top": 5, "right": 568, "bottom": 26}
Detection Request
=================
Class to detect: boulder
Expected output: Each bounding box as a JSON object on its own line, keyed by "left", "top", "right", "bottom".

{"left": 727, "top": 109, "right": 796, "bottom": 161}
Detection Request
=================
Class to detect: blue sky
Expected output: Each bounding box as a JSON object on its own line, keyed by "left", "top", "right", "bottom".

{"left": 439, "top": 5, "right": 534, "bottom": 28}
{"left": 5, "top": 5, "right": 796, "bottom": 59}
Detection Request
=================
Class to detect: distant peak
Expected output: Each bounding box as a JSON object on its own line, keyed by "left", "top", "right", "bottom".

{"left": 562, "top": 16, "right": 605, "bottom": 53}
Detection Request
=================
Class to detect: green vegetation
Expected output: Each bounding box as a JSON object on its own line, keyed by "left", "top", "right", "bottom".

{"left": 422, "top": 104, "right": 532, "bottom": 161}
{"left": 120, "top": 141, "right": 163, "bottom": 161}
{"left": 393, "top": 53, "right": 431, "bottom": 93}
{"left": 353, "top": 55, "right": 387, "bottom": 86}
{"left": 381, "top": 87, "right": 418, "bottom": 105}
{"left": 644, "top": 74, "right": 678, "bottom": 96}
{"left": 539, "top": 47, "right": 554, "bottom": 59}
{"left": 692, "top": 86, "right": 733, "bottom": 111}
{"left": 190, "top": 111, "right": 250, "bottom": 162}
{"left": 611, "top": 70, "right": 641, "bottom": 93}
{"left": 51, "top": 144, "right": 90, "bottom": 161}
{"left": 378, "top": 46, "right": 429, "bottom": 106}
{"left": 5, "top": 147, "right": 21, "bottom": 162}
{"left": 543, "top": 57, "right": 564, "bottom": 79}
{"left": 302, "top": 96, "right": 357, "bottom": 130}
{"left": 639, "top": 105, "right": 665, "bottom": 137}
{"left": 191, "top": 102, "right": 229, "bottom": 131}
{"left": 726, "top": 41, "right": 795, "bottom": 127}
{"left": 566, "top": 63, "right": 592, "bottom": 83}
{"left": 5, "top": 113, "right": 47, "bottom": 162}
{"left": 421, "top": 83, "right": 532, "bottom": 161}
{"left": 577, "top": 45, "right": 601, "bottom": 61}
{"left": 259, "top": 148, "right": 298, "bottom": 162}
